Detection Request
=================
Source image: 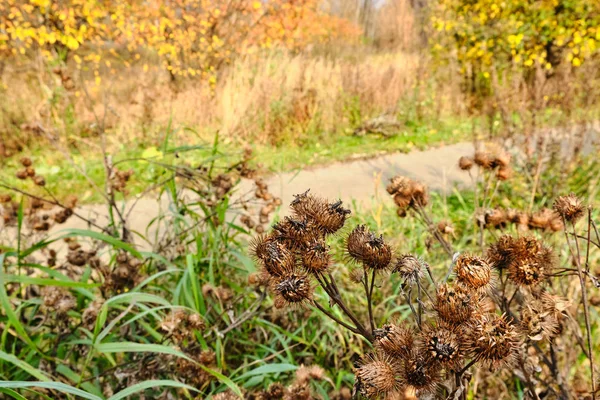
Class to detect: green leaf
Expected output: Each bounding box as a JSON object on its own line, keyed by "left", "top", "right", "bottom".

{"left": 234, "top": 363, "right": 298, "bottom": 382}
{"left": 54, "top": 229, "right": 142, "bottom": 258}
{"left": 0, "top": 256, "right": 38, "bottom": 350}
{"left": 95, "top": 342, "right": 193, "bottom": 362}
{"left": 108, "top": 380, "right": 198, "bottom": 400}
{"left": 0, "top": 382, "right": 102, "bottom": 400}
{"left": 0, "top": 388, "right": 28, "bottom": 400}
{"left": 3, "top": 275, "right": 99, "bottom": 288}
{"left": 198, "top": 365, "right": 243, "bottom": 397}
{"left": 0, "top": 351, "right": 49, "bottom": 381}
{"left": 104, "top": 292, "right": 171, "bottom": 308}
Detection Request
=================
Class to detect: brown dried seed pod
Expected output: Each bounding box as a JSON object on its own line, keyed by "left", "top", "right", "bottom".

{"left": 519, "top": 300, "right": 560, "bottom": 342}
{"left": 346, "top": 225, "right": 371, "bottom": 262}
{"left": 473, "top": 151, "right": 492, "bottom": 169}
{"left": 250, "top": 237, "right": 295, "bottom": 277}
{"left": 529, "top": 208, "right": 560, "bottom": 231}
{"left": 272, "top": 272, "right": 312, "bottom": 308}
{"left": 33, "top": 175, "right": 46, "bottom": 186}
{"left": 16, "top": 169, "right": 28, "bottom": 180}
{"left": 0, "top": 194, "right": 11, "bottom": 203}
{"left": 387, "top": 176, "right": 413, "bottom": 196}
{"left": 399, "top": 351, "right": 441, "bottom": 395}
{"left": 484, "top": 208, "right": 508, "bottom": 228}
{"left": 374, "top": 323, "right": 414, "bottom": 359}
{"left": 487, "top": 235, "right": 515, "bottom": 271}
{"left": 393, "top": 193, "right": 411, "bottom": 209}
{"left": 553, "top": 193, "right": 584, "bottom": 223}
{"left": 492, "top": 152, "right": 511, "bottom": 168}
{"left": 435, "top": 283, "right": 477, "bottom": 326}
{"left": 393, "top": 254, "right": 424, "bottom": 284}
{"left": 454, "top": 254, "right": 492, "bottom": 291}
{"left": 354, "top": 354, "right": 402, "bottom": 398}
{"left": 458, "top": 156, "right": 474, "bottom": 171}
{"left": 420, "top": 322, "right": 465, "bottom": 369}
{"left": 507, "top": 236, "right": 554, "bottom": 286}
{"left": 437, "top": 220, "right": 454, "bottom": 235}
{"left": 20, "top": 157, "right": 33, "bottom": 167}
{"left": 468, "top": 313, "right": 519, "bottom": 369}
{"left": 26, "top": 167, "right": 36, "bottom": 177}
{"left": 290, "top": 190, "right": 350, "bottom": 234}
{"left": 301, "top": 240, "right": 331, "bottom": 273}
{"left": 496, "top": 166, "right": 512, "bottom": 181}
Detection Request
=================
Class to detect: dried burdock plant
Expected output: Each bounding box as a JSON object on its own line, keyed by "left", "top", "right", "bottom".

{"left": 251, "top": 189, "right": 600, "bottom": 399}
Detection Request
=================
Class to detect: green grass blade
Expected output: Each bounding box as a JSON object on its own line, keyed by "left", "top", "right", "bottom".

{"left": 0, "top": 382, "right": 102, "bottom": 400}
{"left": 0, "top": 388, "right": 28, "bottom": 400}
{"left": 55, "top": 229, "right": 142, "bottom": 258}
{"left": 0, "top": 255, "right": 38, "bottom": 351}
{"left": 198, "top": 365, "right": 243, "bottom": 397}
{"left": 0, "top": 350, "right": 50, "bottom": 381}
{"left": 95, "top": 342, "right": 193, "bottom": 362}
{"left": 108, "top": 379, "right": 199, "bottom": 400}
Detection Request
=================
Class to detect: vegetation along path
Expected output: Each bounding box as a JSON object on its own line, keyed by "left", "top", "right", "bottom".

{"left": 32, "top": 142, "right": 473, "bottom": 247}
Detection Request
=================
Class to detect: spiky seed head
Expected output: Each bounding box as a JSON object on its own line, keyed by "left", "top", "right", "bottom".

{"left": 272, "top": 272, "right": 312, "bottom": 307}
{"left": 393, "top": 255, "right": 424, "bottom": 284}
{"left": 437, "top": 220, "right": 454, "bottom": 235}
{"left": 272, "top": 216, "right": 315, "bottom": 248}
{"left": 435, "top": 283, "right": 476, "bottom": 326}
{"left": 474, "top": 151, "right": 492, "bottom": 169}
{"left": 355, "top": 354, "right": 401, "bottom": 398}
{"left": 492, "top": 152, "right": 511, "bottom": 168}
{"left": 363, "top": 234, "right": 393, "bottom": 270}
{"left": 290, "top": 190, "right": 349, "bottom": 234}
{"left": 411, "top": 182, "right": 429, "bottom": 207}
{"left": 486, "top": 235, "right": 516, "bottom": 271}
{"left": 553, "top": 194, "right": 584, "bottom": 223}
{"left": 507, "top": 237, "right": 554, "bottom": 286}
{"left": 484, "top": 208, "right": 508, "bottom": 228}
{"left": 540, "top": 291, "right": 571, "bottom": 318}
{"left": 421, "top": 323, "right": 465, "bottom": 369}
{"left": 519, "top": 300, "right": 560, "bottom": 342}
{"left": 20, "top": 157, "right": 33, "bottom": 167}
{"left": 393, "top": 193, "right": 411, "bottom": 209}
{"left": 529, "top": 208, "right": 562, "bottom": 231}
{"left": 374, "top": 323, "right": 414, "bottom": 359}
{"left": 251, "top": 238, "right": 295, "bottom": 278}
{"left": 301, "top": 240, "right": 330, "bottom": 273}
{"left": 469, "top": 313, "right": 519, "bottom": 369}
{"left": 399, "top": 351, "right": 441, "bottom": 395}
{"left": 454, "top": 254, "right": 492, "bottom": 291}
{"left": 458, "top": 156, "right": 474, "bottom": 171}
{"left": 496, "top": 166, "right": 512, "bottom": 181}
{"left": 346, "top": 225, "right": 371, "bottom": 262}
{"left": 387, "top": 176, "right": 413, "bottom": 196}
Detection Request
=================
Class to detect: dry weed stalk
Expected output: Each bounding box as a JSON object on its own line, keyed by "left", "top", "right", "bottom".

{"left": 252, "top": 188, "right": 599, "bottom": 399}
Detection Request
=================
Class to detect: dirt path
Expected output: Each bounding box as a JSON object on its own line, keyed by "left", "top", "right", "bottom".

{"left": 0, "top": 142, "right": 476, "bottom": 254}
{"left": 28, "top": 142, "right": 473, "bottom": 245}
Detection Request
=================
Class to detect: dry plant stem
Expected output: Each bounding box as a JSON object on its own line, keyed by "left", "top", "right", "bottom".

{"left": 0, "top": 182, "right": 112, "bottom": 234}
{"left": 549, "top": 343, "right": 570, "bottom": 398}
{"left": 528, "top": 138, "right": 547, "bottom": 213}
{"left": 315, "top": 272, "right": 374, "bottom": 342}
{"left": 414, "top": 204, "right": 454, "bottom": 258}
{"left": 363, "top": 268, "right": 376, "bottom": 333}
{"left": 563, "top": 217, "right": 596, "bottom": 399}
{"left": 311, "top": 299, "right": 361, "bottom": 335}
{"left": 519, "top": 356, "right": 542, "bottom": 400}
{"left": 216, "top": 291, "right": 266, "bottom": 337}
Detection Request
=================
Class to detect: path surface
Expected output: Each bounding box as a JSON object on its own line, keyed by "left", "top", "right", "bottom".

{"left": 238, "top": 142, "right": 473, "bottom": 210}
{"left": 1, "top": 142, "right": 476, "bottom": 251}
{"left": 48, "top": 142, "right": 473, "bottom": 236}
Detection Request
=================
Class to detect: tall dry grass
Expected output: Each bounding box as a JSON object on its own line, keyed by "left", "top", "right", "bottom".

{"left": 0, "top": 50, "right": 427, "bottom": 152}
